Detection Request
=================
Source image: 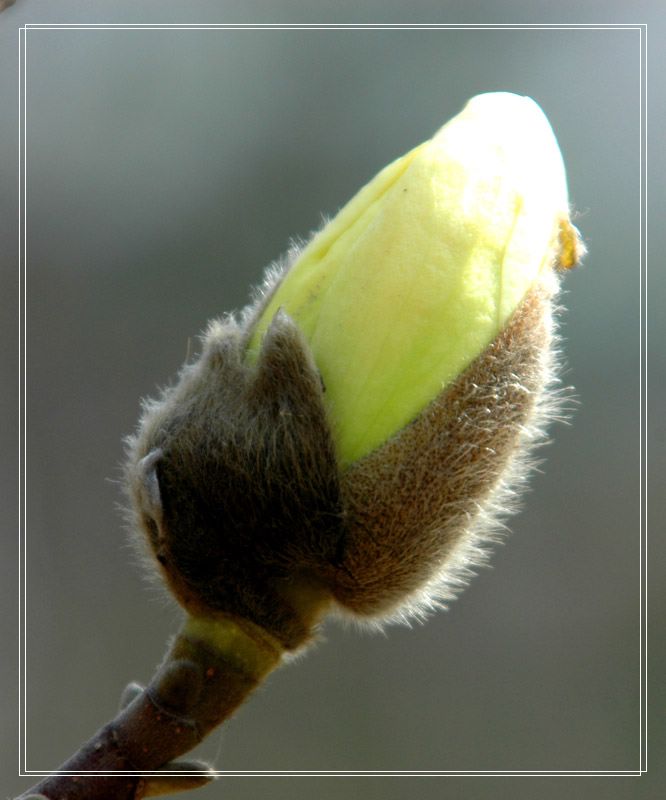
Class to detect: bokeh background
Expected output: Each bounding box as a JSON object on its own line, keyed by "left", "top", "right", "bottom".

{"left": 2, "top": 2, "right": 663, "bottom": 800}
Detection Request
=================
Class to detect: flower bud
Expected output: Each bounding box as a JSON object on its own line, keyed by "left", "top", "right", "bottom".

{"left": 125, "top": 93, "right": 583, "bottom": 646}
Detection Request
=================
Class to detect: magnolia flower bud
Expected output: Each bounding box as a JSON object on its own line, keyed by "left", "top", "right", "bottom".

{"left": 125, "top": 93, "right": 583, "bottom": 649}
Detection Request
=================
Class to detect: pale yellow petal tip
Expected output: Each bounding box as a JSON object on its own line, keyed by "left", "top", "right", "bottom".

{"left": 440, "top": 93, "right": 568, "bottom": 202}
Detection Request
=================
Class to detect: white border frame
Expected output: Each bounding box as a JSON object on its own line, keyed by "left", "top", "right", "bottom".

{"left": 17, "top": 21, "right": 648, "bottom": 780}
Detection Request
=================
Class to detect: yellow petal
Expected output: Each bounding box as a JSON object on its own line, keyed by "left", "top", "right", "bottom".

{"left": 249, "top": 93, "right": 573, "bottom": 466}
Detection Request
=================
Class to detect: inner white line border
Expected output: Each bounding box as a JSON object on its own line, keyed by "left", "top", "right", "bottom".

{"left": 17, "top": 21, "right": 648, "bottom": 780}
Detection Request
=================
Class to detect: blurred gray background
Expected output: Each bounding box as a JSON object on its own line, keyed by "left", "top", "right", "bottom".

{"left": 2, "top": 2, "right": 663, "bottom": 799}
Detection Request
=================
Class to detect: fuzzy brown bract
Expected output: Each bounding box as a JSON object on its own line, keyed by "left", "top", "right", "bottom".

{"left": 125, "top": 271, "right": 560, "bottom": 647}
{"left": 125, "top": 312, "right": 344, "bottom": 649}
{"left": 327, "top": 285, "right": 557, "bottom": 622}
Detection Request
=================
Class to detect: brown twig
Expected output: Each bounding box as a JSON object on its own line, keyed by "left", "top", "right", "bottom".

{"left": 16, "top": 615, "right": 285, "bottom": 800}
